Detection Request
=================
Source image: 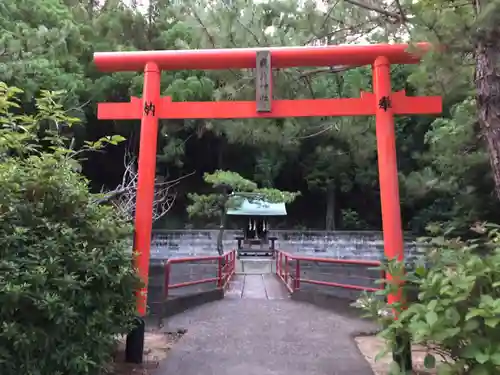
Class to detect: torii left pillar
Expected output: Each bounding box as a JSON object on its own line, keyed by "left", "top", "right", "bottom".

{"left": 373, "top": 57, "right": 412, "bottom": 371}
{"left": 125, "top": 62, "right": 161, "bottom": 364}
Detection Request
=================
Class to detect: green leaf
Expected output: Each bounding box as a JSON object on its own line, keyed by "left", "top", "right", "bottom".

{"left": 462, "top": 345, "right": 481, "bottom": 359}
{"left": 415, "top": 265, "right": 427, "bottom": 277}
{"left": 474, "top": 352, "right": 489, "bottom": 364}
{"left": 463, "top": 318, "right": 480, "bottom": 332}
{"left": 444, "top": 307, "right": 460, "bottom": 325}
{"left": 465, "top": 309, "right": 483, "bottom": 320}
{"left": 426, "top": 311, "right": 439, "bottom": 327}
{"left": 484, "top": 317, "right": 500, "bottom": 328}
{"left": 470, "top": 365, "right": 490, "bottom": 375}
{"left": 490, "top": 353, "right": 500, "bottom": 366}
{"left": 433, "top": 327, "right": 460, "bottom": 341}
{"left": 424, "top": 354, "right": 436, "bottom": 369}
{"left": 428, "top": 299, "right": 438, "bottom": 311}
{"left": 110, "top": 134, "right": 126, "bottom": 143}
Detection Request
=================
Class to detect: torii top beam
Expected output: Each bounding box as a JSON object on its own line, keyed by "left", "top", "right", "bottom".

{"left": 93, "top": 43, "right": 431, "bottom": 72}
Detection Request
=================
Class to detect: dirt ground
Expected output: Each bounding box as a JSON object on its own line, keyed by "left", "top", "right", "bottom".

{"left": 355, "top": 335, "right": 440, "bottom": 375}
{"left": 109, "top": 329, "right": 186, "bottom": 375}
{"left": 109, "top": 331, "right": 442, "bottom": 374}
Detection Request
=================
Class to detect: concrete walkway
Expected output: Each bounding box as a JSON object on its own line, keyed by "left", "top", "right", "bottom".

{"left": 225, "top": 274, "right": 289, "bottom": 299}
{"left": 157, "top": 273, "right": 377, "bottom": 375}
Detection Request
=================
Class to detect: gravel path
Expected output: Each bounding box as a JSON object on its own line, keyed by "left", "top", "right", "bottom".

{"left": 157, "top": 274, "right": 376, "bottom": 375}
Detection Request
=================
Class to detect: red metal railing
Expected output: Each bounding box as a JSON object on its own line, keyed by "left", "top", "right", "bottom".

{"left": 164, "top": 250, "right": 236, "bottom": 299}
{"left": 275, "top": 250, "right": 384, "bottom": 294}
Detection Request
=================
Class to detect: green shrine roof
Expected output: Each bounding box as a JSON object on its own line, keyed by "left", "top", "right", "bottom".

{"left": 226, "top": 198, "right": 287, "bottom": 216}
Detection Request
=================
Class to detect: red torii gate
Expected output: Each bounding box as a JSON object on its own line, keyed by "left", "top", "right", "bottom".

{"left": 93, "top": 43, "right": 441, "bottom": 322}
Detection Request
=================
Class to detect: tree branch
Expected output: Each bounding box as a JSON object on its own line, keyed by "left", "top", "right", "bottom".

{"left": 191, "top": 7, "right": 241, "bottom": 81}
{"left": 306, "top": 19, "right": 376, "bottom": 46}
{"left": 299, "top": 65, "right": 360, "bottom": 78}
{"left": 94, "top": 150, "right": 195, "bottom": 222}
{"left": 343, "top": 0, "right": 404, "bottom": 21}
{"left": 393, "top": 0, "right": 406, "bottom": 21}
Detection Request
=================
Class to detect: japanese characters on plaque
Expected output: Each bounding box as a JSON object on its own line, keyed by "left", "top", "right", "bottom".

{"left": 256, "top": 50, "right": 272, "bottom": 112}
{"left": 378, "top": 96, "right": 392, "bottom": 112}
{"left": 143, "top": 101, "right": 156, "bottom": 117}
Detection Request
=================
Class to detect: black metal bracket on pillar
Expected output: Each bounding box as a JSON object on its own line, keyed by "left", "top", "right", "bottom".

{"left": 125, "top": 316, "right": 145, "bottom": 364}
{"left": 392, "top": 332, "right": 412, "bottom": 373}
{"left": 125, "top": 231, "right": 145, "bottom": 364}
{"left": 384, "top": 289, "right": 412, "bottom": 373}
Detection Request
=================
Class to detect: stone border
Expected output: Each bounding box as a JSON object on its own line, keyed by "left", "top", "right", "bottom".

{"left": 165, "top": 289, "right": 224, "bottom": 318}
{"left": 148, "top": 289, "right": 224, "bottom": 321}
{"left": 291, "top": 289, "right": 375, "bottom": 323}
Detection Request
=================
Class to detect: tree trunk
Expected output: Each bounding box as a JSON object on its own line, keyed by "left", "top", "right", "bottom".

{"left": 216, "top": 211, "right": 226, "bottom": 256}
{"left": 325, "top": 181, "right": 336, "bottom": 231}
{"left": 216, "top": 195, "right": 229, "bottom": 256}
{"left": 475, "top": 0, "right": 500, "bottom": 200}
{"left": 217, "top": 137, "right": 225, "bottom": 169}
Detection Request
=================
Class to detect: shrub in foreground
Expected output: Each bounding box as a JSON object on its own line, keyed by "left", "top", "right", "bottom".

{"left": 356, "top": 224, "right": 500, "bottom": 375}
{"left": 0, "top": 83, "right": 140, "bottom": 375}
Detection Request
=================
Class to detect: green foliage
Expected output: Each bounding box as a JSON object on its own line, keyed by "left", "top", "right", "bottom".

{"left": 1, "top": 0, "right": 499, "bottom": 232}
{"left": 401, "top": 95, "right": 493, "bottom": 233}
{"left": 187, "top": 170, "right": 299, "bottom": 219}
{"left": 187, "top": 169, "right": 298, "bottom": 253}
{"left": 186, "top": 193, "right": 223, "bottom": 219}
{"left": 205, "top": 169, "right": 258, "bottom": 191}
{"left": 355, "top": 223, "right": 500, "bottom": 375}
{"left": 0, "top": 83, "right": 140, "bottom": 375}
{"left": 0, "top": 82, "right": 125, "bottom": 161}
{"left": 341, "top": 208, "right": 369, "bottom": 230}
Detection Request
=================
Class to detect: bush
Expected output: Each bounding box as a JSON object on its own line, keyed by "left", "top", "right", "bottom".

{"left": 0, "top": 83, "right": 140, "bottom": 375}
{"left": 356, "top": 224, "right": 500, "bottom": 375}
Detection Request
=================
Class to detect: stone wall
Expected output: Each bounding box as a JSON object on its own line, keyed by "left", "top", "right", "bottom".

{"left": 151, "top": 229, "right": 422, "bottom": 260}
{"left": 147, "top": 230, "right": 423, "bottom": 310}
{"left": 280, "top": 258, "right": 382, "bottom": 300}
{"left": 147, "top": 259, "right": 381, "bottom": 313}
{"left": 146, "top": 259, "right": 220, "bottom": 315}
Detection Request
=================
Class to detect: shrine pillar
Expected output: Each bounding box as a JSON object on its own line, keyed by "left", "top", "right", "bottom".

{"left": 125, "top": 62, "right": 161, "bottom": 364}
{"left": 373, "top": 56, "right": 404, "bottom": 302}
{"left": 373, "top": 56, "right": 411, "bottom": 371}
{"left": 134, "top": 62, "right": 161, "bottom": 317}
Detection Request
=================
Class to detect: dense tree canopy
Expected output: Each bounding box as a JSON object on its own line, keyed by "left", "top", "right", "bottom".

{"left": 1, "top": 0, "right": 499, "bottom": 234}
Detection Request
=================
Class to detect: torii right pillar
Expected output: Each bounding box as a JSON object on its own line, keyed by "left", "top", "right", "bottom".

{"left": 373, "top": 56, "right": 412, "bottom": 371}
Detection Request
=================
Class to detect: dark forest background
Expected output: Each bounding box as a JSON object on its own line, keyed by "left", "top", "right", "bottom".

{"left": 3, "top": 0, "right": 500, "bottom": 234}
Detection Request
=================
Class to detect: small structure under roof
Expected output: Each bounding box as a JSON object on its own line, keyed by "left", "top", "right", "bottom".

{"left": 227, "top": 198, "right": 287, "bottom": 216}
{"left": 227, "top": 197, "right": 287, "bottom": 258}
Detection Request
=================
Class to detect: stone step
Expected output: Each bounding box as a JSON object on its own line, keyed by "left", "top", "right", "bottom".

{"left": 236, "top": 258, "right": 275, "bottom": 274}
{"left": 225, "top": 274, "right": 289, "bottom": 300}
